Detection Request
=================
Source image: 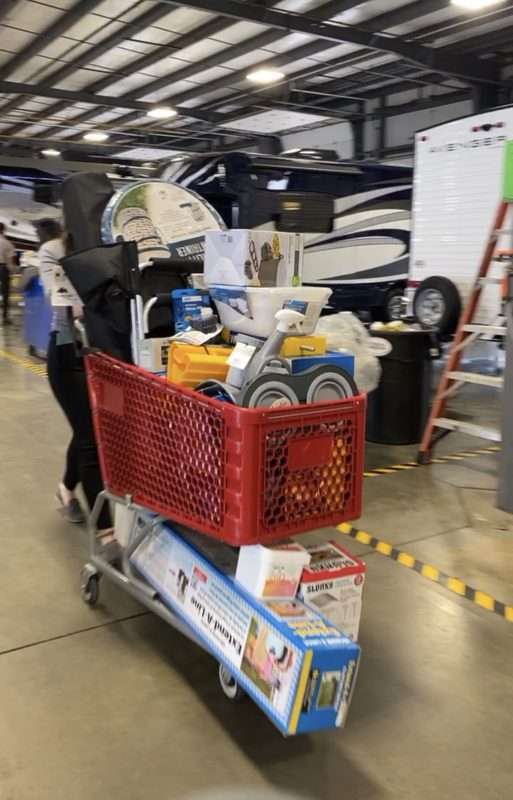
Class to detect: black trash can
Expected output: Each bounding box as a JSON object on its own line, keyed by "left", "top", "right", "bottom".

{"left": 366, "top": 329, "right": 435, "bottom": 445}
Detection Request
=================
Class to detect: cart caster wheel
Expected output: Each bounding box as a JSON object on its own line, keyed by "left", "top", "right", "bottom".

{"left": 218, "top": 664, "right": 245, "bottom": 701}
{"left": 80, "top": 567, "right": 100, "bottom": 607}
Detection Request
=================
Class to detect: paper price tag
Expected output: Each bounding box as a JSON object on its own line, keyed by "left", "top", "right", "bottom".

{"left": 227, "top": 342, "right": 256, "bottom": 369}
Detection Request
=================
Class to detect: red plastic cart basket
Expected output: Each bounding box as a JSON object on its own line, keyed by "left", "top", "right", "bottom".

{"left": 86, "top": 352, "right": 366, "bottom": 546}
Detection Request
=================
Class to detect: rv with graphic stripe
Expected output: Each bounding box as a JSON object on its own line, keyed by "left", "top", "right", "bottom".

{"left": 161, "top": 151, "right": 412, "bottom": 322}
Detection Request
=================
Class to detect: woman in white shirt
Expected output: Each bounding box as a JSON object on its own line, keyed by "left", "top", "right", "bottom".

{"left": 37, "top": 219, "right": 111, "bottom": 531}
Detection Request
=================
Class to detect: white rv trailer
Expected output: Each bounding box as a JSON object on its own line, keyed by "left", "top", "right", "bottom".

{"left": 409, "top": 106, "right": 512, "bottom": 334}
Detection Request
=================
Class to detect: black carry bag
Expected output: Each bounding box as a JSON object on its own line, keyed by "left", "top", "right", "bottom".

{"left": 61, "top": 172, "right": 115, "bottom": 252}
{"left": 61, "top": 241, "right": 136, "bottom": 363}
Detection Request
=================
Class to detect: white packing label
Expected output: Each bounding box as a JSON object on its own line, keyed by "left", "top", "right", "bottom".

{"left": 227, "top": 341, "right": 256, "bottom": 369}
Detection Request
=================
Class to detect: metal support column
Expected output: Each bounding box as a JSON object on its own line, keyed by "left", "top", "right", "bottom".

{"left": 498, "top": 267, "right": 513, "bottom": 512}
{"left": 353, "top": 101, "right": 365, "bottom": 159}
{"left": 377, "top": 95, "right": 386, "bottom": 159}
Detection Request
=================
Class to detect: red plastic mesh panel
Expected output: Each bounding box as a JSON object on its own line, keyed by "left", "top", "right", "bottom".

{"left": 86, "top": 353, "right": 226, "bottom": 531}
{"left": 86, "top": 353, "right": 366, "bottom": 545}
{"left": 262, "top": 417, "right": 359, "bottom": 533}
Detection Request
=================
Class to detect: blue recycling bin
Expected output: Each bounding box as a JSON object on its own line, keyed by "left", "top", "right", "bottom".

{"left": 23, "top": 277, "right": 52, "bottom": 357}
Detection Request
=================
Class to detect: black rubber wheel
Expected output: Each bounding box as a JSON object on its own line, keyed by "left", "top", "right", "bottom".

{"left": 218, "top": 664, "right": 245, "bottom": 701}
{"left": 413, "top": 276, "right": 461, "bottom": 336}
{"left": 371, "top": 286, "right": 405, "bottom": 322}
{"left": 82, "top": 574, "right": 100, "bottom": 607}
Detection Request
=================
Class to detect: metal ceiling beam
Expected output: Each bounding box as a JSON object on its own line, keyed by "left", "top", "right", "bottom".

{"left": 0, "top": 0, "right": 104, "bottom": 81}
{"left": 11, "top": 16, "right": 232, "bottom": 139}
{"left": 169, "top": 0, "right": 498, "bottom": 83}
{"left": 448, "top": 24, "right": 513, "bottom": 54}
{"left": 0, "top": 1, "right": 177, "bottom": 122}
{"left": 10, "top": 0, "right": 288, "bottom": 137}
{"left": 415, "top": 2, "right": 513, "bottom": 43}
{"left": 50, "top": 0, "right": 360, "bottom": 136}
{"left": 0, "top": 81, "right": 164, "bottom": 111}
{"left": 379, "top": 89, "right": 472, "bottom": 117}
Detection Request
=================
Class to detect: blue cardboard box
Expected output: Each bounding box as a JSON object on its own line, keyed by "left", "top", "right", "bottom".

{"left": 132, "top": 521, "right": 360, "bottom": 736}
{"left": 289, "top": 351, "right": 355, "bottom": 377}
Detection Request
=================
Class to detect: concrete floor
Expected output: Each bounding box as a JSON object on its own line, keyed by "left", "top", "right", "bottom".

{"left": 1, "top": 319, "right": 513, "bottom": 800}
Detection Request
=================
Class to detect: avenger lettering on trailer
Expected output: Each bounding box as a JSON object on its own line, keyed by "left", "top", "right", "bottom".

{"left": 429, "top": 135, "right": 506, "bottom": 153}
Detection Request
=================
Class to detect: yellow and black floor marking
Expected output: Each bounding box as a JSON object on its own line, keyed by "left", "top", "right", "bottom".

{"left": 364, "top": 445, "right": 500, "bottom": 477}
{"left": 0, "top": 347, "right": 47, "bottom": 377}
{"left": 338, "top": 522, "right": 513, "bottom": 623}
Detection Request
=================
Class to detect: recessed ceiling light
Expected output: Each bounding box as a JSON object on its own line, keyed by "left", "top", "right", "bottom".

{"left": 147, "top": 106, "right": 177, "bottom": 119}
{"left": 41, "top": 148, "right": 61, "bottom": 157}
{"left": 111, "top": 147, "right": 183, "bottom": 161}
{"left": 451, "top": 0, "right": 505, "bottom": 10}
{"left": 83, "top": 131, "right": 110, "bottom": 142}
{"left": 246, "top": 67, "right": 285, "bottom": 85}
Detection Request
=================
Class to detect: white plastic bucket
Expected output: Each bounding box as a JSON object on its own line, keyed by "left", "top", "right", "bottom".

{"left": 210, "top": 286, "right": 332, "bottom": 337}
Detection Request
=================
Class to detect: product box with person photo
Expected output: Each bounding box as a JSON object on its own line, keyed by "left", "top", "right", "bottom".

{"left": 131, "top": 520, "right": 360, "bottom": 736}
{"left": 204, "top": 229, "right": 303, "bottom": 287}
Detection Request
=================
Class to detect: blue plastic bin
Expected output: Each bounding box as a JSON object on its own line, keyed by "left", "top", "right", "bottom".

{"left": 23, "top": 278, "right": 52, "bottom": 357}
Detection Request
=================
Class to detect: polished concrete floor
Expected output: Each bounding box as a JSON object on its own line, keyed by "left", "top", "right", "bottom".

{"left": 1, "top": 319, "right": 513, "bottom": 800}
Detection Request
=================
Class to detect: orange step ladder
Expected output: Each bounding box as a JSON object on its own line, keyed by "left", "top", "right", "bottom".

{"left": 418, "top": 200, "right": 508, "bottom": 463}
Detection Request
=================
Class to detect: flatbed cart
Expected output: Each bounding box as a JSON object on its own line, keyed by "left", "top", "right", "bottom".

{"left": 79, "top": 349, "right": 365, "bottom": 730}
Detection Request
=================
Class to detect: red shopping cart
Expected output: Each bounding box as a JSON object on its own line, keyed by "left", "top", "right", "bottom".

{"left": 86, "top": 351, "right": 366, "bottom": 546}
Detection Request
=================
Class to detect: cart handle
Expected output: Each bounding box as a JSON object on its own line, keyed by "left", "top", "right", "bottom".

{"left": 142, "top": 294, "right": 174, "bottom": 335}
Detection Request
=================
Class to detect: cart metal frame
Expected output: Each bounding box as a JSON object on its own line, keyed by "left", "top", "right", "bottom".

{"left": 80, "top": 490, "right": 244, "bottom": 700}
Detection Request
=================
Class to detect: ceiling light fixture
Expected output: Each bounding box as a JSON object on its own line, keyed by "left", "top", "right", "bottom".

{"left": 246, "top": 67, "right": 285, "bottom": 85}
{"left": 41, "top": 148, "right": 61, "bottom": 157}
{"left": 450, "top": 0, "right": 505, "bottom": 10}
{"left": 147, "top": 105, "right": 177, "bottom": 119}
{"left": 83, "top": 131, "right": 110, "bottom": 142}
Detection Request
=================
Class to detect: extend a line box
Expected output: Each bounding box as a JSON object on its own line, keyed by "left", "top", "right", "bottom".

{"left": 131, "top": 519, "right": 360, "bottom": 736}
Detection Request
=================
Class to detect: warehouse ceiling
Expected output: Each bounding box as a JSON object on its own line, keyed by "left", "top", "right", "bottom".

{"left": 0, "top": 0, "right": 512, "bottom": 165}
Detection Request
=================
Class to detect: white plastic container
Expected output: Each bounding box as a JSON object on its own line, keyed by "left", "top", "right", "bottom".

{"left": 210, "top": 286, "right": 332, "bottom": 338}
{"left": 236, "top": 542, "right": 311, "bottom": 599}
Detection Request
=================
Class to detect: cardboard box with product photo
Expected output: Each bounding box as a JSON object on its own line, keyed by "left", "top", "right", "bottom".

{"left": 131, "top": 520, "right": 360, "bottom": 735}
{"left": 204, "top": 229, "right": 303, "bottom": 287}
{"left": 298, "top": 542, "right": 366, "bottom": 642}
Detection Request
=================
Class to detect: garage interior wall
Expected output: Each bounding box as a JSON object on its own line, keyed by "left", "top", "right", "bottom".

{"left": 279, "top": 97, "right": 474, "bottom": 165}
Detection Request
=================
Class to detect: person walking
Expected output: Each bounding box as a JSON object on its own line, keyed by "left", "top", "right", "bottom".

{"left": 36, "top": 219, "right": 113, "bottom": 538}
{"left": 0, "top": 222, "right": 15, "bottom": 325}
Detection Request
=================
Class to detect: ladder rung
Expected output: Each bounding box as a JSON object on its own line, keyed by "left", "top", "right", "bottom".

{"left": 495, "top": 228, "right": 513, "bottom": 235}
{"left": 462, "top": 323, "right": 506, "bottom": 336}
{"left": 448, "top": 370, "right": 503, "bottom": 388}
{"left": 479, "top": 277, "right": 503, "bottom": 285}
{"left": 434, "top": 417, "right": 501, "bottom": 442}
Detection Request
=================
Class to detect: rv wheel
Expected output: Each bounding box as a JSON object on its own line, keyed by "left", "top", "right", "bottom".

{"left": 372, "top": 287, "right": 404, "bottom": 322}
{"left": 385, "top": 287, "right": 405, "bottom": 321}
{"left": 414, "top": 276, "right": 461, "bottom": 335}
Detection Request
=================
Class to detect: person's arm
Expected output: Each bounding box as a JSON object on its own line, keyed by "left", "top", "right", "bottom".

{"left": 37, "top": 241, "right": 59, "bottom": 300}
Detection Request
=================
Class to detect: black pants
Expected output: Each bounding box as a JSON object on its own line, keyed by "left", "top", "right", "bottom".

{"left": 47, "top": 333, "right": 111, "bottom": 529}
{"left": 0, "top": 264, "right": 9, "bottom": 321}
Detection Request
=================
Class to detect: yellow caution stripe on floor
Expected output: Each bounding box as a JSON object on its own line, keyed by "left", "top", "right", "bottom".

{"left": 363, "top": 446, "right": 499, "bottom": 477}
{"left": 337, "top": 522, "right": 513, "bottom": 623}
{"left": 0, "top": 347, "right": 47, "bottom": 377}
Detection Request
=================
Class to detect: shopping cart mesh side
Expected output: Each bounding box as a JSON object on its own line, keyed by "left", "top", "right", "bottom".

{"left": 86, "top": 353, "right": 226, "bottom": 530}
{"left": 262, "top": 416, "right": 359, "bottom": 531}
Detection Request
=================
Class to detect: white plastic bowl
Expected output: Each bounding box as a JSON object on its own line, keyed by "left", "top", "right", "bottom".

{"left": 210, "top": 286, "right": 332, "bottom": 338}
